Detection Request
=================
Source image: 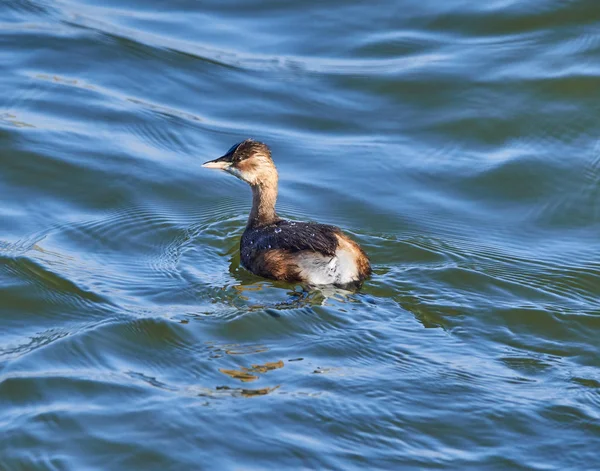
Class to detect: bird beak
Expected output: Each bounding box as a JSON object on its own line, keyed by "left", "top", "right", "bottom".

{"left": 202, "top": 155, "right": 232, "bottom": 170}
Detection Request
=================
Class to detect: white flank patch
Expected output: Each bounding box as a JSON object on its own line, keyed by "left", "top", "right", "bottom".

{"left": 296, "top": 247, "right": 359, "bottom": 286}
{"left": 333, "top": 245, "right": 360, "bottom": 284}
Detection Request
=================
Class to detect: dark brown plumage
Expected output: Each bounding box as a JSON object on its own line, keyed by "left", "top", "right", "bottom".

{"left": 203, "top": 139, "right": 371, "bottom": 287}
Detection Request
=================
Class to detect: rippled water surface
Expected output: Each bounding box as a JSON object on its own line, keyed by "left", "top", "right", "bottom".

{"left": 1, "top": 0, "right": 600, "bottom": 469}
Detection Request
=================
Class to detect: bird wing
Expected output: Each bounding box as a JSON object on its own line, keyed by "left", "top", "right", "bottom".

{"left": 241, "top": 220, "right": 341, "bottom": 258}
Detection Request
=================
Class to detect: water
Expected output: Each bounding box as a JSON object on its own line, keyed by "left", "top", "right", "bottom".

{"left": 1, "top": 0, "right": 599, "bottom": 469}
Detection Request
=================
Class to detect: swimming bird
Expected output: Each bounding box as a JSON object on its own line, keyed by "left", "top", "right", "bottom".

{"left": 203, "top": 139, "right": 371, "bottom": 287}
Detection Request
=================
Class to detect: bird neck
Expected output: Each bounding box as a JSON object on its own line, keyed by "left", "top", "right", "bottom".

{"left": 248, "top": 180, "right": 279, "bottom": 228}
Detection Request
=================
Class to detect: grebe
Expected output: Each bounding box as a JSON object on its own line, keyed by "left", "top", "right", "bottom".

{"left": 203, "top": 139, "right": 371, "bottom": 287}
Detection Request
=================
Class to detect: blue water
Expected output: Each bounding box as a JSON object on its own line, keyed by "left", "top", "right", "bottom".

{"left": 1, "top": 0, "right": 599, "bottom": 469}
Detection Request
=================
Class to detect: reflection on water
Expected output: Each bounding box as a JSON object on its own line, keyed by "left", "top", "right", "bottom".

{"left": 231, "top": 282, "right": 344, "bottom": 312}
{"left": 206, "top": 341, "right": 269, "bottom": 358}
{"left": 214, "top": 385, "right": 280, "bottom": 398}
{"left": 220, "top": 359, "right": 284, "bottom": 382}
{"left": 0, "top": 112, "right": 34, "bottom": 128}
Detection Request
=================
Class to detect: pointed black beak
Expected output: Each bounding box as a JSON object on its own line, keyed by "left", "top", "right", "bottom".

{"left": 202, "top": 153, "right": 233, "bottom": 170}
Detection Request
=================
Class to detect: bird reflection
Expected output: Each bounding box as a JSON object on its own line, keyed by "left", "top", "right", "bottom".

{"left": 227, "top": 249, "right": 359, "bottom": 312}
{"left": 219, "top": 360, "right": 284, "bottom": 383}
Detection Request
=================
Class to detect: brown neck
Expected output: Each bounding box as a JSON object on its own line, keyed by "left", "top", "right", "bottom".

{"left": 248, "top": 181, "right": 279, "bottom": 228}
